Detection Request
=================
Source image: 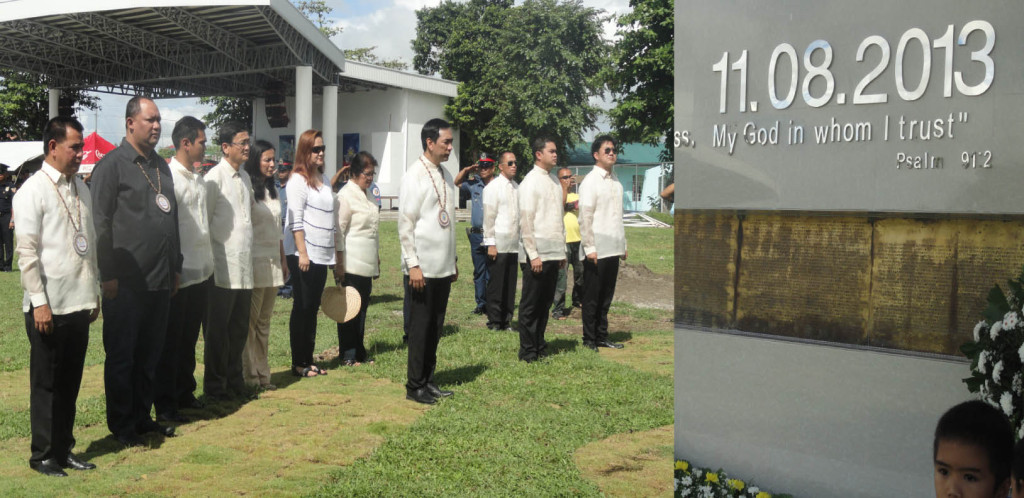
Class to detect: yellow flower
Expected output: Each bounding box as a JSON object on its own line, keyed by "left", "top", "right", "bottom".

{"left": 756, "top": 492, "right": 772, "bottom": 498}
{"left": 706, "top": 472, "right": 719, "bottom": 483}
{"left": 675, "top": 460, "right": 689, "bottom": 471}
{"left": 728, "top": 478, "right": 745, "bottom": 490}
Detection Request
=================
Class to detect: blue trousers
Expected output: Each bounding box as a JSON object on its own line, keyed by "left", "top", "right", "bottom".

{"left": 467, "top": 231, "right": 489, "bottom": 309}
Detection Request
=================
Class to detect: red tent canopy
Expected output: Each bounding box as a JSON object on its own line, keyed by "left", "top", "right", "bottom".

{"left": 81, "top": 132, "right": 116, "bottom": 173}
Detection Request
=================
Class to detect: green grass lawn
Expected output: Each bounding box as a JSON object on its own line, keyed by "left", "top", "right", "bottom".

{"left": 0, "top": 221, "right": 673, "bottom": 496}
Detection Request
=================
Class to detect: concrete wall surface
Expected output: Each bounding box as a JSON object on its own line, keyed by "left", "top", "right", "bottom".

{"left": 675, "top": 326, "right": 971, "bottom": 497}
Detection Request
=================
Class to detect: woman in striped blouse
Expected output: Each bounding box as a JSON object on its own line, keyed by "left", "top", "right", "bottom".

{"left": 284, "top": 130, "right": 335, "bottom": 378}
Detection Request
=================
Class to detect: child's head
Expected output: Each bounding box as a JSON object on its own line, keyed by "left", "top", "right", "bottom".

{"left": 934, "top": 400, "right": 1013, "bottom": 498}
{"left": 1012, "top": 439, "right": 1024, "bottom": 498}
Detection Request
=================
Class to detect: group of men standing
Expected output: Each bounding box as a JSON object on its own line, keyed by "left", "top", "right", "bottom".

{"left": 460, "top": 134, "right": 628, "bottom": 364}
{"left": 17, "top": 97, "right": 265, "bottom": 476}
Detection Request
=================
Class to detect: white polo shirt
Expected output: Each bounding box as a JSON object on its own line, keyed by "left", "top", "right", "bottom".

{"left": 169, "top": 157, "right": 214, "bottom": 288}
{"left": 205, "top": 159, "right": 254, "bottom": 289}
{"left": 482, "top": 173, "right": 520, "bottom": 254}
{"left": 518, "top": 165, "right": 565, "bottom": 263}
{"left": 14, "top": 162, "right": 100, "bottom": 314}
{"left": 578, "top": 165, "right": 626, "bottom": 259}
{"left": 398, "top": 155, "right": 456, "bottom": 278}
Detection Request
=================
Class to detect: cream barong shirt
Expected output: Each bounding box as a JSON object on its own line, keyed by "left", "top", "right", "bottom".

{"left": 518, "top": 165, "right": 566, "bottom": 263}
{"left": 577, "top": 166, "right": 626, "bottom": 259}
{"left": 482, "top": 173, "right": 520, "bottom": 254}
{"left": 252, "top": 192, "right": 284, "bottom": 288}
{"left": 15, "top": 162, "right": 100, "bottom": 314}
{"left": 205, "top": 159, "right": 254, "bottom": 289}
{"left": 335, "top": 181, "right": 380, "bottom": 278}
{"left": 398, "top": 155, "right": 456, "bottom": 278}
{"left": 169, "top": 157, "right": 214, "bottom": 288}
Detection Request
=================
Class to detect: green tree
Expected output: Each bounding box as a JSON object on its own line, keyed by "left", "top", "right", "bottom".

{"left": 0, "top": 70, "right": 99, "bottom": 140}
{"left": 344, "top": 47, "right": 409, "bottom": 71}
{"left": 198, "top": 96, "right": 253, "bottom": 136}
{"left": 294, "top": 0, "right": 343, "bottom": 38}
{"left": 607, "top": 0, "right": 674, "bottom": 161}
{"left": 413, "top": 0, "right": 610, "bottom": 167}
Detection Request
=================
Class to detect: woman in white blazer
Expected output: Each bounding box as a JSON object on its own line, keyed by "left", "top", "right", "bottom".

{"left": 332, "top": 152, "right": 381, "bottom": 366}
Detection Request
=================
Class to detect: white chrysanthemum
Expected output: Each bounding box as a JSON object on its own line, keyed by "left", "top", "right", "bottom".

{"left": 975, "top": 321, "right": 988, "bottom": 342}
{"left": 978, "top": 351, "right": 989, "bottom": 374}
{"left": 991, "top": 320, "right": 1004, "bottom": 341}
{"left": 693, "top": 469, "right": 703, "bottom": 478}
{"left": 1019, "top": 423, "right": 1024, "bottom": 440}
{"left": 748, "top": 487, "right": 760, "bottom": 496}
{"left": 681, "top": 476, "right": 692, "bottom": 486}
{"left": 1002, "top": 392, "right": 1014, "bottom": 417}
{"left": 1014, "top": 373, "right": 1023, "bottom": 394}
{"left": 1005, "top": 311, "right": 1020, "bottom": 330}
{"left": 994, "top": 361, "right": 1005, "bottom": 383}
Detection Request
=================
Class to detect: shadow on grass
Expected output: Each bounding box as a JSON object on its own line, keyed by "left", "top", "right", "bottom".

{"left": 433, "top": 363, "right": 487, "bottom": 387}
{"left": 440, "top": 324, "right": 460, "bottom": 337}
{"left": 608, "top": 331, "right": 633, "bottom": 343}
{"left": 547, "top": 337, "right": 580, "bottom": 356}
{"left": 365, "top": 338, "right": 406, "bottom": 358}
{"left": 370, "top": 293, "right": 403, "bottom": 305}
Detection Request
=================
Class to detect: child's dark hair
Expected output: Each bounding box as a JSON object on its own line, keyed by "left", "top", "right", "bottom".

{"left": 934, "top": 400, "right": 1014, "bottom": 487}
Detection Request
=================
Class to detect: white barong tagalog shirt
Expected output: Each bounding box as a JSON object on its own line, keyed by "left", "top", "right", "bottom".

{"left": 169, "top": 157, "right": 214, "bottom": 288}
{"left": 205, "top": 159, "right": 254, "bottom": 289}
{"left": 577, "top": 165, "right": 626, "bottom": 259}
{"left": 14, "top": 162, "right": 100, "bottom": 314}
{"left": 482, "top": 173, "right": 520, "bottom": 254}
{"left": 398, "top": 155, "right": 456, "bottom": 278}
{"left": 518, "top": 165, "right": 565, "bottom": 263}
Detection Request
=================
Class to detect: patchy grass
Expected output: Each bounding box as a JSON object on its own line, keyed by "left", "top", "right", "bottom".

{"left": 0, "top": 220, "right": 674, "bottom": 496}
{"left": 576, "top": 425, "right": 674, "bottom": 497}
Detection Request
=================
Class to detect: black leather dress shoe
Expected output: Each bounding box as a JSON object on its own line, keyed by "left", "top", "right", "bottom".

{"left": 61, "top": 453, "right": 96, "bottom": 470}
{"left": 406, "top": 388, "right": 437, "bottom": 405}
{"left": 472, "top": 306, "right": 485, "bottom": 315}
{"left": 426, "top": 383, "right": 453, "bottom": 398}
{"left": 116, "top": 433, "right": 146, "bottom": 448}
{"left": 137, "top": 420, "right": 176, "bottom": 437}
{"left": 179, "top": 397, "right": 205, "bottom": 410}
{"left": 157, "top": 411, "right": 189, "bottom": 424}
{"left": 597, "top": 340, "right": 624, "bottom": 349}
{"left": 583, "top": 342, "right": 599, "bottom": 351}
{"left": 30, "top": 459, "right": 68, "bottom": 477}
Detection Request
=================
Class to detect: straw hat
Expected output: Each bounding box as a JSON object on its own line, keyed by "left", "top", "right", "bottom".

{"left": 322, "top": 285, "right": 362, "bottom": 323}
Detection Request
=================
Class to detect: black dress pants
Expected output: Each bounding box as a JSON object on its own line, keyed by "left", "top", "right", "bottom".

{"left": 204, "top": 285, "right": 252, "bottom": 398}
{"left": 582, "top": 256, "right": 620, "bottom": 345}
{"left": 338, "top": 273, "right": 372, "bottom": 362}
{"left": 517, "top": 260, "right": 559, "bottom": 361}
{"left": 102, "top": 286, "right": 170, "bottom": 438}
{"left": 485, "top": 252, "right": 518, "bottom": 328}
{"left": 405, "top": 276, "right": 451, "bottom": 392}
{"left": 154, "top": 278, "right": 209, "bottom": 414}
{"left": 0, "top": 212, "right": 12, "bottom": 270}
{"left": 26, "top": 308, "right": 89, "bottom": 464}
{"left": 289, "top": 261, "right": 327, "bottom": 368}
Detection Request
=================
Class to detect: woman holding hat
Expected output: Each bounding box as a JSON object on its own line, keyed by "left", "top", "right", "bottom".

{"left": 285, "top": 130, "right": 335, "bottom": 378}
{"left": 242, "top": 139, "right": 288, "bottom": 389}
{"left": 333, "top": 151, "right": 380, "bottom": 366}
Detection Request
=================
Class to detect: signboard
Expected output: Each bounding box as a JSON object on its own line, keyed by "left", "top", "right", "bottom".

{"left": 674, "top": 1, "right": 1024, "bottom": 214}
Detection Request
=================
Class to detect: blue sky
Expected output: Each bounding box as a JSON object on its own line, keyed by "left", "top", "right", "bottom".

{"left": 83, "top": 0, "right": 629, "bottom": 147}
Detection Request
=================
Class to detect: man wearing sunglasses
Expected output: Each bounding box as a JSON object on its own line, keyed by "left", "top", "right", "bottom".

{"left": 481, "top": 152, "right": 520, "bottom": 331}
{"left": 577, "top": 134, "right": 626, "bottom": 351}
{"left": 454, "top": 152, "right": 496, "bottom": 315}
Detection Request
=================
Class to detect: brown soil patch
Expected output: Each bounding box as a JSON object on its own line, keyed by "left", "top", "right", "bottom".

{"left": 612, "top": 263, "right": 673, "bottom": 310}
{"left": 575, "top": 425, "right": 674, "bottom": 497}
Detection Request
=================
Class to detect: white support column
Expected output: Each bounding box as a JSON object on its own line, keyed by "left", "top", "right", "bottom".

{"left": 48, "top": 89, "right": 60, "bottom": 119}
{"left": 295, "top": 66, "right": 313, "bottom": 135}
{"left": 322, "top": 85, "right": 338, "bottom": 179}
